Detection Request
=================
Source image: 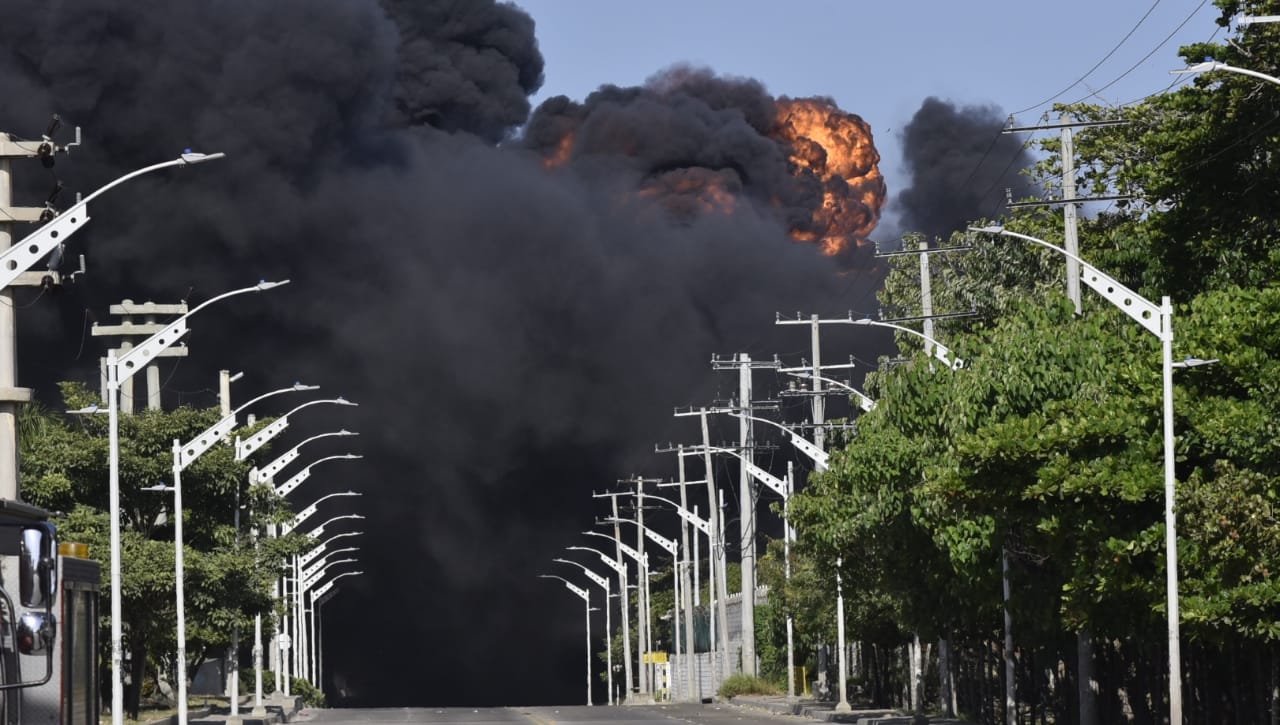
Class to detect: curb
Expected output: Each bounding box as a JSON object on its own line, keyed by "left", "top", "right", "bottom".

{"left": 728, "top": 695, "right": 974, "bottom": 725}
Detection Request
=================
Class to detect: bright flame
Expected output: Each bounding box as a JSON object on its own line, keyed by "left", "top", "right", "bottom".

{"left": 772, "top": 98, "right": 886, "bottom": 256}
{"left": 544, "top": 132, "right": 574, "bottom": 169}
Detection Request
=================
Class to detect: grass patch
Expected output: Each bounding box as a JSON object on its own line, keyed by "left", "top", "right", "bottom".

{"left": 718, "top": 673, "right": 781, "bottom": 698}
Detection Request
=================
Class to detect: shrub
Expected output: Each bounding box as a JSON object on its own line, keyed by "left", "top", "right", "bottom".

{"left": 718, "top": 673, "right": 781, "bottom": 698}
{"left": 290, "top": 677, "right": 326, "bottom": 707}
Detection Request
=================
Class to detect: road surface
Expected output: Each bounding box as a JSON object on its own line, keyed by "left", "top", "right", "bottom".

{"left": 292, "top": 702, "right": 797, "bottom": 725}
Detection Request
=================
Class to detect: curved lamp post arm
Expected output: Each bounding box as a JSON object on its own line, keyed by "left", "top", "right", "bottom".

{"left": 603, "top": 516, "right": 678, "bottom": 557}
{"left": 117, "top": 281, "right": 287, "bottom": 383}
{"left": 0, "top": 153, "right": 224, "bottom": 295}
{"left": 539, "top": 574, "right": 589, "bottom": 602}
{"left": 849, "top": 317, "right": 963, "bottom": 370}
{"left": 582, "top": 531, "right": 645, "bottom": 567}
{"left": 275, "top": 454, "right": 363, "bottom": 497}
{"left": 1173, "top": 59, "right": 1280, "bottom": 87}
{"left": 632, "top": 493, "right": 711, "bottom": 536}
{"left": 303, "top": 558, "right": 359, "bottom": 591}
{"left": 699, "top": 445, "right": 790, "bottom": 498}
{"left": 968, "top": 225, "right": 1164, "bottom": 338}
{"left": 258, "top": 430, "right": 358, "bottom": 482}
{"left": 783, "top": 370, "right": 876, "bottom": 412}
{"left": 299, "top": 531, "right": 363, "bottom": 568}
{"left": 552, "top": 558, "right": 610, "bottom": 592}
{"left": 302, "top": 514, "right": 365, "bottom": 540}
{"left": 301, "top": 547, "right": 360, "bottom": 581}
{"left": 282, "top": 492, "right": 361, "bottom": 534}
{"left": 716, "top": 411, "right": 830, "bottom": 476}
{"left": 313, "top": 571, "right": 363, "bottom": 599}
{"left": 236, "top": 398, "right": 358, "bottom": 460}
{"left": 176, "top": 383, "right": 318, "bottom": 471}
{"left": 565, "top": 546, "right": 627, "bottom": 577}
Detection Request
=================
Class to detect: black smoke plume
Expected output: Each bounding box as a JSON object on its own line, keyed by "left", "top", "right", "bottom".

{"left": 895, "top": 96, "right": 1037, "bottom": 242}
{"left": 0, "top": 0, "right": 887, "bottom": 706}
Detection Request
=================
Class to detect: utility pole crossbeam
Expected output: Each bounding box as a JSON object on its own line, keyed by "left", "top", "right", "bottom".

{"left": 1002, "top": 114, "right": 1133, "bottom": 313}
{"left": 93, "top": 300, "right": 189, "bottom": 412}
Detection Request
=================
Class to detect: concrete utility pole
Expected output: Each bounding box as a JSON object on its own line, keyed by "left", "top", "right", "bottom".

{"left": 93, "top": 300, "right": 189, "bottom": 412}
{"left": 0, "top": 126, "right": 74, "bottom": 501}
{"left": 710, "top": 354, "right": 777, "bottom": 678}
{"left": 1003, "top": 114, "right": 1129, "bottom": 319}
{"left": 681, "top": 408, "right": 731, "bottom": 679}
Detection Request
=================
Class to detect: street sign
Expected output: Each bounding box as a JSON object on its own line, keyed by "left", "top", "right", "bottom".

{"left": 642, "top": 651, "right": 668, "bottom": 664}
{"left": 278, "top": 634, "right": 292, "bottom": 650}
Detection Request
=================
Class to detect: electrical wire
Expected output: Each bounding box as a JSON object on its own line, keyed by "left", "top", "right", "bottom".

{"left": 1009, "top": 0, "right": 1165, "bottom": 117}
{"left": 1063, "top": 0, "right": 1211, "bottom": 108}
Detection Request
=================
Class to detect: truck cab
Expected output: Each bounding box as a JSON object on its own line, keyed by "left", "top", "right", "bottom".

{"left": 0, "top": 499, "right": 99, "bottom": 724}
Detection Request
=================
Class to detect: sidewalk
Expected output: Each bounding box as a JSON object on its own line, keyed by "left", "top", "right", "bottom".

{"left": 143, "top": 693, "right": 304, "bottom": 725}
{"left": 728, "top": 694, "right": 972, "bottom": 725}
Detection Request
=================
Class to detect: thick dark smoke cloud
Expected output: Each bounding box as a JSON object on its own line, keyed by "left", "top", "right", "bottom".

{"left": 895, "top": 96, "right": 1037, "bottom": 242}
{"left": 0, "top": 0, "right": 885, "bottom": 707}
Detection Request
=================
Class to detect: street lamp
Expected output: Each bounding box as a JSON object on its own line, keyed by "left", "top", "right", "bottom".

{"left": 0, "top": 152, "right": 225, "bottom": 295}
{"left": 1173, "top": 58, "right": 1280, "bottom": 88}
{"left": 298, "top": 556, "right": 359, "bottom": 683}
{"left": 603, "top": 514, "right": 681, "bottom": 697}
{"left": 850, "top": 317, "right": 964, "bottom": 370}
{"left": 583, "top": 529, "right": 651, "bottom": 696}
{"left": 567, "top": 545, "right": 630, "bottom": 703}
{"left": 236, "top": 398, "right": 358, "bottom": 461}
{"left": 256, "top": 430, "right": 359, "bottom": 482}
{"left": 969, "top": 224, "right": 1216, "bottom": 724}
{"left": 299, "top": 531, "right": 364, "bottom": 568}
{"left": 539, "top": 574, "right": 594, "bottom": 706}
{"left": 106, "top": 279, "right": 285, "bottom": 725}
{"left": 553, "top": 558, "right": 613, "bottom": 704}
{"left": 274, "top": 454, "right": 363, "bottom": 497}
{"left": 280, "top": 491, "right": 362, "bottom": 534}
{"left": 160, "top": 380, "right": 316, "bottom": 725}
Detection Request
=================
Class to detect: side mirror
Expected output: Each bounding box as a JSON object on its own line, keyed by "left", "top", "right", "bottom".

{"left": 16, "top": 612, "right": 54, "bottom": 655}
{"left": 20, "top": 525, "right": 56, "bottom": 608}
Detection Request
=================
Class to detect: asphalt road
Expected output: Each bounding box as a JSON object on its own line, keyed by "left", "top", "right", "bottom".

{"left": 291, "top": 702, "right": 797, "bottom": 725}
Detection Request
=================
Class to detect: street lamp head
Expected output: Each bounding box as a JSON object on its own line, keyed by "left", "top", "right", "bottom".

{"left": 254, "top": 279, "right": 290, "bottom": 292}
{"left": 851, "top": 318, "right": 873, "bottom": 326}
{"left": 291, "top": 383, "right": 320, "bottom": 392}
{"left": 179, "top": 150, "right": 226, "bottom": 164}
{"left": 141, "top": 483, "right": 174, "bottom": 492}
{"left": 1173, "top": 59, "right": 1224, "bottom": 75}
{"left": 1172, "top": 356, "right": 1219, "bottom": 369}
{"left": 342, "top": 454, "right": 363, "bottom": 460}
{"left": 337, "top": 430, "right": 358, "bottom": 436}
{"left": 968, "top": 225, "right": 1005, "bottom": 234}
{"left": 334, "top": 397, "right": 358, "bottom": 406}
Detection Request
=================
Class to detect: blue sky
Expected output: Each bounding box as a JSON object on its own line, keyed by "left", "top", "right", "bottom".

{"left": 513, "top": 0, "right": 1223, "bottom": 218}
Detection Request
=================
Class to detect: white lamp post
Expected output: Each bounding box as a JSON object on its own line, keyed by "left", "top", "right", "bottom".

{"left": 154, "top": 381, "right": 315, "bottom": 725}
{"left": 566, "top": 546, "right": 628, "bottom": 704}
{"left": 106, "top": 279, "right": 285, "bottom": 725}
{"left": 969, "top": 225, "right": 1216, "bottom": 724}
{"left": 555, "top": 556, "right": 614, "bottom": 704}
{"left": 540, "top": 574, "right": 594, "bottom": 706}
{"left": 282, "top": 502, "right": 362, "bottom": 685}
{"left": 604, "top": 515, "right": 681, "bottom": 698}
{"left": 298, "top": 556, "right": 359, "bottom": 683}
{"left": 583, "top": 530, "right": 652, "bottom": 696}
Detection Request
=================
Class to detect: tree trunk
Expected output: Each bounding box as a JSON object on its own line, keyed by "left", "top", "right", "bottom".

{"left": 1077, "top": 628, "right": 1098, "bottom": 725}
{"left": 127, "top": 641, "right": 147, "bottom": 720}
